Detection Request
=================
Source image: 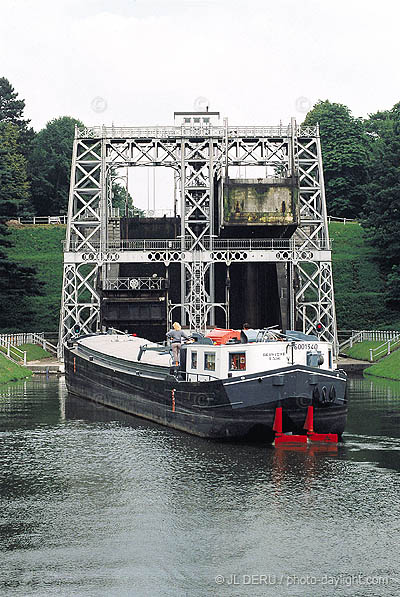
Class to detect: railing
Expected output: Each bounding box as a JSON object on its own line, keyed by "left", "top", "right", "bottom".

{"left": 327, "top": 216, "right": 359, "bottom": 225}
{"left": 180, "top": 371, "right": 219, "bottom": 382}
{"left": 140, "top": 209, "right": 174, "bottom": 218}
{"left": 339, "top": 330, "right": 400, "bottom": 361}
{"left": 14, "top": 216, "right": 67, "bottom": 225}
{"left": 0, "top": 337, "right": 27, "bottom": 365}
{"left": 77, "top": 124, "right": 318, "bottom": 140}
{"left": 64, "top": 237, "right": 332, "bottom": 252}
{"left": 0, "top": 332, "right": 58, "bottom": 356}
{"left": 103, "top": 277, "right": 166, "bottom": 291}
{"left": 369, "top": 335, "right": 400, "bottom": 362}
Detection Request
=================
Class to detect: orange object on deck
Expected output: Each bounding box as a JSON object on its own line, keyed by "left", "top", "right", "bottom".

{"left": 205, "top": 328, "right": 241, "bottom": 345}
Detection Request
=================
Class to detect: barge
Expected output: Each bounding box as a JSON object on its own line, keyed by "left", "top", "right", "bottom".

{"left": 64, "top": 328, "right": 347, "bottom": 441}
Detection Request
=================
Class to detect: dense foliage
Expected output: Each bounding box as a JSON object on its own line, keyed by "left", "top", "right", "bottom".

{"left": 29, "top": 116, "right": 83, "bottom": 214}
{"left": 0, "top": 77, "right": 35, "bottom": 159}
{"left": 361, "top": 102, "right": 400, "bottom": 308}
{"left": 303, "top": 100, "right": 370, "bottom": 218}
{"left": 305, "top": 99, "right": 400, "bottom": 314}
{"left": 1, "top": 75, "right": 400, "bottom": 330}
{"left": 0, "top": 121, "right": 31, "bottom": 217}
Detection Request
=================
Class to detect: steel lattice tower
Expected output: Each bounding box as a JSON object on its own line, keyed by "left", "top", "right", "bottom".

{"left": 59, "top": 115, "right": 337, "bottom": 356}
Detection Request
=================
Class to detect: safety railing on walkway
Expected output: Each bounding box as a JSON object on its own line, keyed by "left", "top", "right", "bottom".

{"left": 0, "top": 332, "right": 58, "bottom": 356}
{"left": 339, "top": 330, "right": 400, "bottom": 361}
{"left": 327, "top": 216, "right": 359, "bottom": 225}
{"left": 0, "top": 337, "right": 27, "bottom": 365}
{"left": 64, "top": 237, "right": 332, "bottom": 252}
{"left": 369, "top": 334, "right": 400, "bottom": 362}
{"left": 14, "top": 216, "right": 68, "bottom": 225}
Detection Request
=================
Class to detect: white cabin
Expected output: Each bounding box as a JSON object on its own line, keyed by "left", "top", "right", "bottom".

{"left": 184, "top": 339, "right": 334, "bottom": 381}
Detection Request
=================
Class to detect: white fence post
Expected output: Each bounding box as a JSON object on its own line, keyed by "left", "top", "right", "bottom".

{"left": 370, "top": 349, "right": 373, "bottom": 362}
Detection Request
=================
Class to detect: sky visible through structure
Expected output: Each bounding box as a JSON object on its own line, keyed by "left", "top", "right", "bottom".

{"left": 1, "top": 0, "right": 399, "bottom": 211}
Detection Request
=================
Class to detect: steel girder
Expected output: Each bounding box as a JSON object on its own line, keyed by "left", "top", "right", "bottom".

{"left": 59, "top": 122, "right": 337, "bottom": 353}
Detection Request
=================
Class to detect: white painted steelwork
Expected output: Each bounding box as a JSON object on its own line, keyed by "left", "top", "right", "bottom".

{"left": 59, "top": 115, "right": 337, "bottom": 356}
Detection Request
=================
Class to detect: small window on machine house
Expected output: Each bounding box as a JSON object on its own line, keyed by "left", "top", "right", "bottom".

{"left": 191, "top": 351, "right": 197, "bottom": 369}
{"left": 229, "top": 353, "right": 246, "bottom": 371}
{"left": 204, "top": 352, "right": 216, "bottom": 371}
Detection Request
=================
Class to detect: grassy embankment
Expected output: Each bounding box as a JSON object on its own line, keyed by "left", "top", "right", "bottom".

{"left": 329, "top": 221, "right": 400, "bottom": 330}
{"left": 0, "top": 343, "right": 52, "bottom": 361}
{"left": 0, "top": 353, "right": 32, "bottom": 384}
{"left": 5, "top": 220, "right": 400, "bottom": 331}
{"left": 364, "top": 351, "right": 400, "bottom": 381}
{"left": 6, "top": 224, "right": 65, "bottom": 332}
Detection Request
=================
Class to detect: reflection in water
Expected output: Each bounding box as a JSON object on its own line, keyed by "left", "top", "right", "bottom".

{"left": 0, "top": 375, "right": 399, "bottom": 596}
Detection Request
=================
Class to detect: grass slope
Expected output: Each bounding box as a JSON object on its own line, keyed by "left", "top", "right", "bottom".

{"left": 0, "top": 352, "right": 32, "bottom": 384}
{"left": 342, "top": 341, "right": 383, "bottom": 361}
{"left": 18, "top": 343, "right": 53, "bottom": 361}
{"left": 3, "top": 221, "right": 400, "bottom": 334}
{"left": 329, "top": 222, "right": 400, "bottom": 330}
{"left": 6, "top": 224, "right": 66, "bottom": 332}
{"left": 364, "top": 350, "right": 400, "bottom": 381}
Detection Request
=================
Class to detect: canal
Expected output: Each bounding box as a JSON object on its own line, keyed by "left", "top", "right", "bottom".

{"left": 0, "top": 376, "right": 399, "bottom": 596}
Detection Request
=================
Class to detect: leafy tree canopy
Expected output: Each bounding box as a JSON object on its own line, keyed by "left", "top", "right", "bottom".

{"left": 0, "top": 123, "right": 42, "bottom": 327}
{"left": 362, "top": 102, "right": 400, "bottom": 295}
{"left": 0, "top": 121, "right": 32, "bottom": 218}
{"left": 111, "top": 180, "right": 144, "bottom": 217}
{"left": 29, "top": 116, "right": 84, "bottom": 215}
{"left": 0, "top": 77, "right": 35, "bottom": 158}
{"left": 303, "top": 100, "right": 370, "bottom": 218}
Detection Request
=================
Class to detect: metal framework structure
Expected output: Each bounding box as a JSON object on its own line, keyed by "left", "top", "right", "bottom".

{"left": 59, "top": 118, "right": 337, "bottom": 355}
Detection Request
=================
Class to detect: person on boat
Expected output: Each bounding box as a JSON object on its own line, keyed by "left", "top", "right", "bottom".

{"left": 166, "top": 322, "right": 190, "bottom": 366}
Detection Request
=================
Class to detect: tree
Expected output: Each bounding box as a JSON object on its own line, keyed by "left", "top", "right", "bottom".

{"left": 0, "top": 217, "right": 43, "bottom": 330}
{"left": 111, "top": 181, "right": 143, "bottom": 216}
{"left": 0, "top": 121, "right": 32, "bottom": 217}
{"left": 0, "top": 117, "right": 42, "bottom": 329}
{"left": 303, "top": 100, "right": 370, "bottom": 217}
{"left": 362, "top": 101, "right": 400, "bottom": 308}
{"left": 28, "top": 116, "right": 84, "bottom": 214}
{"left": 386, "top": 265, "right": 400, "bottom": 309}
{"left": 0, "top": 77, "right": 35, "bottom": 159}
{"left": 0, "top": 122, "right": 42, "bottom": 328}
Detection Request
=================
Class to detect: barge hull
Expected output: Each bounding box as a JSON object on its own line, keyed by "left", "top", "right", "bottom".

{"left": 65, "top": 347, "right": 347, "bottom": 440}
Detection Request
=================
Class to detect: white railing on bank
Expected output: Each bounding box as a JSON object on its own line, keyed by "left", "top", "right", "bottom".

{"left": 339, "top": 330, "right": 400, "bottom": 361}
{"left": 0, "top": 332, "right": 58, "bottom": 356}
{"left": 369, "top": 335, "right": 400, "bottom": 362}
{"left": 327, "top": 216, "right": 359, "bottom": 225}
{"left": 14, "top": 216, "right": 67, "bottom": 225}
{"left": 0, "top": 337, "right": 27, "bottom": 365}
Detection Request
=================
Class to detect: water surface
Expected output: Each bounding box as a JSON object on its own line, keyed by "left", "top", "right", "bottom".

{"left": 0, "top": 375, "right": 399, "bottom": 596}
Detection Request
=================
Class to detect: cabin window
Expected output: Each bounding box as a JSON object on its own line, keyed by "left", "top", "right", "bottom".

{"left": 204, "top": 352, "right": 216, "bottom": 371}
{"left": 184, "top": 117, "right": 191, "bottom": 123}
{"left": 229, "top": 352, "right": 246, "bottom": 371}
{"left": 193, "top": 117, "right": 200, "bottom": 124}
{"left": 191, "top": 351, "right": 197, "bottom": 369}
{"left": 328, "top": 350, "right": 332, "bottom": 369}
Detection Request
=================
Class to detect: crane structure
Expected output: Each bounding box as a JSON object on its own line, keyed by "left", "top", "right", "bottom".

{"left": 59, "top": 112, "right": 337, "bottom": 355}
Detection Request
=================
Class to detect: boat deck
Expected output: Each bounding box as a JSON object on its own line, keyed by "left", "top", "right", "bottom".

{"left": 79, "top": 334, "right": 171, "bottom": 367}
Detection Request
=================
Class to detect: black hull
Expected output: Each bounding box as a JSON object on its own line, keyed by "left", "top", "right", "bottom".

{"left": 65, "top": 347, "right": 348, "bottom": 441}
